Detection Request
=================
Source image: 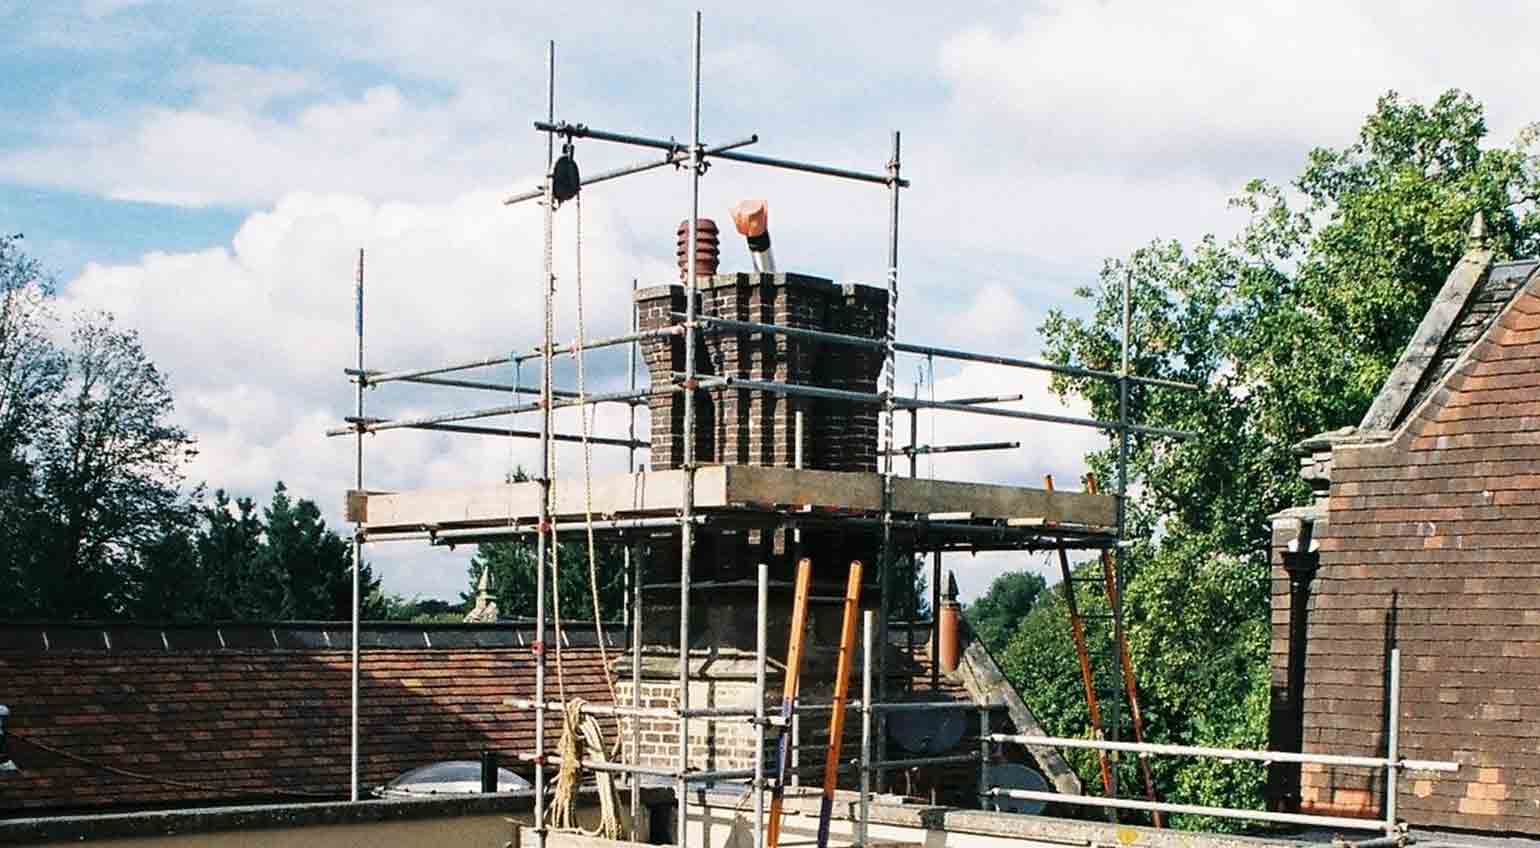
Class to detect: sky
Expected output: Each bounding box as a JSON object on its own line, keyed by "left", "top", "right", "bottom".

{"left": 2, "top": 1, "right": 1537, "bottom": 604}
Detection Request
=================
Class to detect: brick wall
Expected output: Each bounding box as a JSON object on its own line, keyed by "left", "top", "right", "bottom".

{"left": 1288, "top": 282, "right": 1540, "bottom": 832}
{"left": 636, "top": 272, "right": 888, "bottom": 472}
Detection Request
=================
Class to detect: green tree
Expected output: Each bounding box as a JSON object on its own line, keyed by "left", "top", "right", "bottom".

{"left": 133, "top": 483, "right": 380, "bottom": 622}
{"left": 0, "top": 234, "right": 63, "bottom": 618}
{"left": 467, "top": 535, "right": 626, "bottom": 622}
{"left": 193, "top": 489, "right": 269, "bottom": 619}
{"left": 31, "top": 313, "right": 199, "bottom": 619}
{"left": 463, "top": 468, "right": 627, "bottom": 622}
{"left": 1020, "top": 90, "right": 1540, "bottom": 824}
{"left": 965, "top": 569, "right": 1047, "bottom": 654}
{"left": 261, "top": 482, "right": 361, "bottom": 619}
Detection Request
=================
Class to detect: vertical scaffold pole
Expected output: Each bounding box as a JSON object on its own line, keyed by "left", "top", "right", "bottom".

{"left": 755, "top": 563, "right": 769, "bottom": 848}
{"left": 629, "top": 282, "right": 643, "bottom": 839}
{"left": 1110, "top": 268, "right": 1132, "bottom": 811}
{"left": 930, "top": 550, "right": 941, "bottom": 692}
{"left": 677, "top": 13, "right": 702, "bottom": 848}
{"left": 978, "top": 706, "right": 991, "bottom": 812}
{"left": 350, "top": 247, "right": 363, "bottom": 802}
{"left": 629, "top": 539, "right": 644, "bottom": 837}
{"left": 860, "top": 610, "right": 874, "bottom": 847}
{"left": 625, "top": 278, "right": 638, "bottom": 631}
{"left": 534, "top": 38, "right": 555, "bottom": 848}
{"left": 875, "top": 128, "right": 900, "bottom": 792}
{"left": 1385, "top": 647, "right": 1401, "bottom": 835}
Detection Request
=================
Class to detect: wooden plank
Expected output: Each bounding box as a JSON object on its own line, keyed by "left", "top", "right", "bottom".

{"left": 722, "top": 466, "right": 1115, "bottom": 527}
{"left": 768, "top": 558, "right": 814, "bottom": 848}
{"left": 356, "top": 465, "right": 1116, "bottom": 532}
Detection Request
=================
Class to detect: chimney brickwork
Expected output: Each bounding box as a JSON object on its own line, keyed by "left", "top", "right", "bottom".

{"left": 629, "top": 271, "right": 892, "bottom": 779}
{"left": 636, "top": 272, "right": 888, "bottom": 473}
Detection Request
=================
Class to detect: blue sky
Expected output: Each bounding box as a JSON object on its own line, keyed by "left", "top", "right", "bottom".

{"left": 3, "top": 1, "right": 1536, "bottom": 601}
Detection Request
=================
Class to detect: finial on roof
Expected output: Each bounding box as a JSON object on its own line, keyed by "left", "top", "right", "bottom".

{"left": 464, "top": 567, "right": 499, "bottom": 623}
{"left": 943, "top": 571, "right": 960, "bottom": 603}
{"left": 1467, "top": 211, "right": 1488, "bottom": 249}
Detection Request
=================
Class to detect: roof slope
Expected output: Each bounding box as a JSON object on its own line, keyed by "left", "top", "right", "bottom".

{"left": 0, "top": 622, "right": 618, "bottom": 816}
{"left": 1358, "top": 249, "right": 1538, "bottom": 434}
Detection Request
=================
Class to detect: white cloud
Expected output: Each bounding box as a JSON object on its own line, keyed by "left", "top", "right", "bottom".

{"left": 58, "top": 188, "right": 665, "bottom": 599}
{"left": 26, "top": 0, "right": 1540, "bottom": 602}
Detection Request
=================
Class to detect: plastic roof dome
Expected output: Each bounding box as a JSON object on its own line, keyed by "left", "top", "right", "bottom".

{"left": 375, "top": 760, "right": 532, "bottom": 798}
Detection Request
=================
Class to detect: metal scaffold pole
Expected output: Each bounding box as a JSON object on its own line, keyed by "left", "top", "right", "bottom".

{"left": 754, "top": 563, "right": 769, "bottom": 848}
{"left": 350, "top": 248, "right": 363, "bottom": 803}
{"left": 677, "top": 13, "right": 702, "bottom": 848}
{"left": 874, "top": 128, "right": 900, "bottom": 793}
{"left": 533, "top": 38, "right": 555, "bottom": 848}
{"left": 1111, "top": 268, "right": 1132, "bottom": 812}
{"left": 628, "top": 278, "right": 643, "bottom": 840}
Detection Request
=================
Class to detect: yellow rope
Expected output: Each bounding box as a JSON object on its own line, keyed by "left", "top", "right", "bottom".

{"left": 546, "top": 699, "right": 622, "bottom": 838}
{"left": 574, "top": 189, "right": 620, "bottom": 708}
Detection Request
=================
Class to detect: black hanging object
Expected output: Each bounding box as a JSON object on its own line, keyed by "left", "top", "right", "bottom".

{"left": 551, "top": 141, "right": 581, "bottom": 205}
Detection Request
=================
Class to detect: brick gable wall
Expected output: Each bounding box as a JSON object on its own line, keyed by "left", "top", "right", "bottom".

{"left": 1291, "top": 279, "right": 1540, "bottom": 832}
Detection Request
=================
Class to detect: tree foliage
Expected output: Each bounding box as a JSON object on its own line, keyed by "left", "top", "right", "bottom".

{"left": 0, "top": 234, "right": 376, "bottom": 622}
{"left": 465, "top": 469, "right": 628, "bottom": 621}
{"left": 965, "top": 569, "right": 1046, "bottom": 654}
{"left": 1006, "top": 90, "right": 1540, "bottom": 824}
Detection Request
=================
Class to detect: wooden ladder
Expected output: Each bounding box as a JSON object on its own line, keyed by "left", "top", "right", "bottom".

{"left": 1046, "top": 474, "right": 1162, "bottom": 827}
{"left": 767, "top": 558, "right": 814, "bottom": 848}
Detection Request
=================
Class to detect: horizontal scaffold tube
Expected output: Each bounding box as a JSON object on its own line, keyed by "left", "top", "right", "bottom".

{"left": 694, "top": 375, "right": 1192, "bottom": 439}
{"left": 990, "top": 733, "right": 1458, "bottom": 772}
{"left": 935, "top": 394, "right": 1024, "bottom": 405}
{"left": 504, "top": 135, "right": 759, "bottom": 206}
{"left": 682, "top": 313, "right": 885, "bottom": 350}
{"left": 351, "top": 356, "right": 513, "bottom": 386}
{"left": 325, "top": 387, "right": 655, "bottom": 437}
{"left": 987, "top": 788, "right": 1390, "bottom": 832}
{"left": 894, "top": 340, "right": 1199, "bottom": 392}
{"left": 870, "top": 753, "right": 978, "bottom": 771}
{"left": 534, "top": 121, "right": 907, "bottom": 188}
{"left": 896, "top": 395, "right": 1195, "bottom": 441}
{"left": 515, "top": 325, "right": 685, "bottom": 364}
{"left": 884, "top": 441, "right": 1020, "bottom": 456}
{"left": 675, "top": 312, "right": 1195, "bottom": 391}
{"left": 386, "top": 373, "right": 580, "bottom": 399}
{"left": 504, "top": 699, "right": 760, "bottom": 721}
{"left": 409, "top": 422, "right": 647, "bottom": 449}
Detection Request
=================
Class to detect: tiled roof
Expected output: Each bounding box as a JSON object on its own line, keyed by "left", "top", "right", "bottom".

{"left": 0, "top": 622, "right": 620, "bottom": 816}
{"left": 1395, "top": 258, "right": 1539, "bottom": 428}
{"left": 1355, "top": 250, "right": 1538, "bottom": 436}
{"left": 1, "top": 620, "right": 1020, "bottom": 818}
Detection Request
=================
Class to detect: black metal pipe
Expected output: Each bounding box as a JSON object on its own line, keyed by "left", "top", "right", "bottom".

{"left": 504, "top": 135, "right": 759, "bottom": 205}
{"left": 481, "top": 750, "right": 499, "bottom": 793}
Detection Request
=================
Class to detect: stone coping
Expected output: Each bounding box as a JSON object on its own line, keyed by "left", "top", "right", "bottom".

{"left": 635, "top": 272, "right": 883, "bottom": 300}
{"left": 0, "top": 788, "right": 671, "bottom": 845}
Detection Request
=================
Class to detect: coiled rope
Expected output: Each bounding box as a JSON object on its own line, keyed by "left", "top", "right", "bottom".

{"left": 546, "top": 699, "right": 622, "bottom": 838}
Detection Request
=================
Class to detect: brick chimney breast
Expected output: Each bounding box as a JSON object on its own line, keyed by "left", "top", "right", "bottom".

{"left": 635, "top": 272, "right": 889, "bottom": 472}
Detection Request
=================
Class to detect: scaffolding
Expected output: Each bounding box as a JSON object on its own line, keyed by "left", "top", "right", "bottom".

{"left": 328, "top": 12, "right": 1457, "bottom": 848}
